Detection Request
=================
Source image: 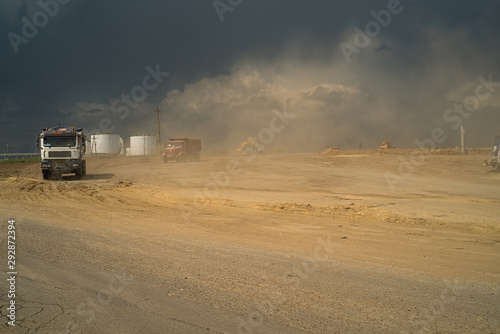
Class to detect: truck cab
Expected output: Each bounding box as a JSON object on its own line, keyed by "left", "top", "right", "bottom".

{"left": 37, "top": 126, "right": 87, "bottom": 179}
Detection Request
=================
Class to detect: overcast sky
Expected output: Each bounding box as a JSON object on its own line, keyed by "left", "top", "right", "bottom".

{"left": 1, "top": 0, "right": 499, "bottom": 152}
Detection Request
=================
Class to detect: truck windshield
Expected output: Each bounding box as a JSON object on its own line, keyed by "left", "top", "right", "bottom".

{"left": 167, "top": 142, "right": 183, "bottom": 147}
{"left": 43, "top": 136, "right": 76, "bottom": 147}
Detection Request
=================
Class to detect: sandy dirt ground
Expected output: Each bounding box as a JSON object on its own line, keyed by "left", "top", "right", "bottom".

{"left": 0, "top": 150, "right": 499, "bottom": 333}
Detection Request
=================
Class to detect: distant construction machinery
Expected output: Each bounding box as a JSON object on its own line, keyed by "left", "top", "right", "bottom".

{"left": 380, "top": 140, "right": 394, "bottom": 149}
{"left": 162, "top": 137, "right": 201, "bottom": 163}
{"left": 484, "top": 135, "right": 500, "bottom": 172}
{"left": 236, "top": 138, "right": 263, "bottom": 153}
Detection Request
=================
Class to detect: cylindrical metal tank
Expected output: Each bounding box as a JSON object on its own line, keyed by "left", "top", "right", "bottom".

{"left": 129, "top": 135, "right": 156, "bottom": 156}
{"left": 90, "top": 134, "right": 122, "bottom": 155}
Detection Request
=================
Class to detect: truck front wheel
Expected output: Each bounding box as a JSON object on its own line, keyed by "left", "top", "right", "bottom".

{"left": 42, "top": 171, "right": 52, "bottom": 180}
{"left": 75, "top": 161, "right": 86, "bottom": 179}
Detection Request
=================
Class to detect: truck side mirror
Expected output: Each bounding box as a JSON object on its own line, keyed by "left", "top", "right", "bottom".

{"left": 36, "top": 136, "right": 40, "bottom": 148}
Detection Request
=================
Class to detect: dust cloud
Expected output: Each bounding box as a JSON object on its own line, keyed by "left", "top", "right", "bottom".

{"left": 65, "top": 29, "right": 500, "bottom": 152}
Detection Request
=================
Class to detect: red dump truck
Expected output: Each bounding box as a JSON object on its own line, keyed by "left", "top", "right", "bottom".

{"left": 162, "top": 138, "right": 201, "bottom": 163}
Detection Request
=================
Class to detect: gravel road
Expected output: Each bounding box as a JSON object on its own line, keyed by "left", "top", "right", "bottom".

{"left": 1, "top": 151, "right": 499, "bottom": 333}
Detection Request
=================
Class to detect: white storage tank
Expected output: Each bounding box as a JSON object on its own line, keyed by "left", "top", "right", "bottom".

{"left": 130, "top": 135, "right": 156, "bottom": 156}
{"left": 90, "top": 134, "right": 122, "bottom": 155}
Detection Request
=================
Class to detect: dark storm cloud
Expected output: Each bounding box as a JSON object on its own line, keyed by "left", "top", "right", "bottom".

{"left": 1, "top": 0, "right": 500, "bottom": 152}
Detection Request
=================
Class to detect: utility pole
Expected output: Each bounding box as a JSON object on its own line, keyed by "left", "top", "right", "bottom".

{"left": 153, "top": 105, "right": 161, "bottom": 155}
{"left": 461, "top": 125, "right": 466, "bottom": 154}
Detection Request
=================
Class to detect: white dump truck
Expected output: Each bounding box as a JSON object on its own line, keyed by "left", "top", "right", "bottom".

{"left": 37, "top": 126, "right": 87, "bottom": 179}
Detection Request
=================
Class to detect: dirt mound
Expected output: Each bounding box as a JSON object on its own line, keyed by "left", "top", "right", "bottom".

{"left": 320, "top": 147, "right": 492, "bottom": 156}
{"left": 0, "top": 161, "right": 39, "bottom": 178}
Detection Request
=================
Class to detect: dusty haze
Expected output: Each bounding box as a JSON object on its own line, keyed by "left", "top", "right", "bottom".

{"left": 65, "top": 28, "right": 500, "bottom": 152}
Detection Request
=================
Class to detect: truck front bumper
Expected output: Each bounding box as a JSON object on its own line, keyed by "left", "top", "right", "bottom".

{"left": 41, "top": 159, "right": 82, "bottom": 173}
